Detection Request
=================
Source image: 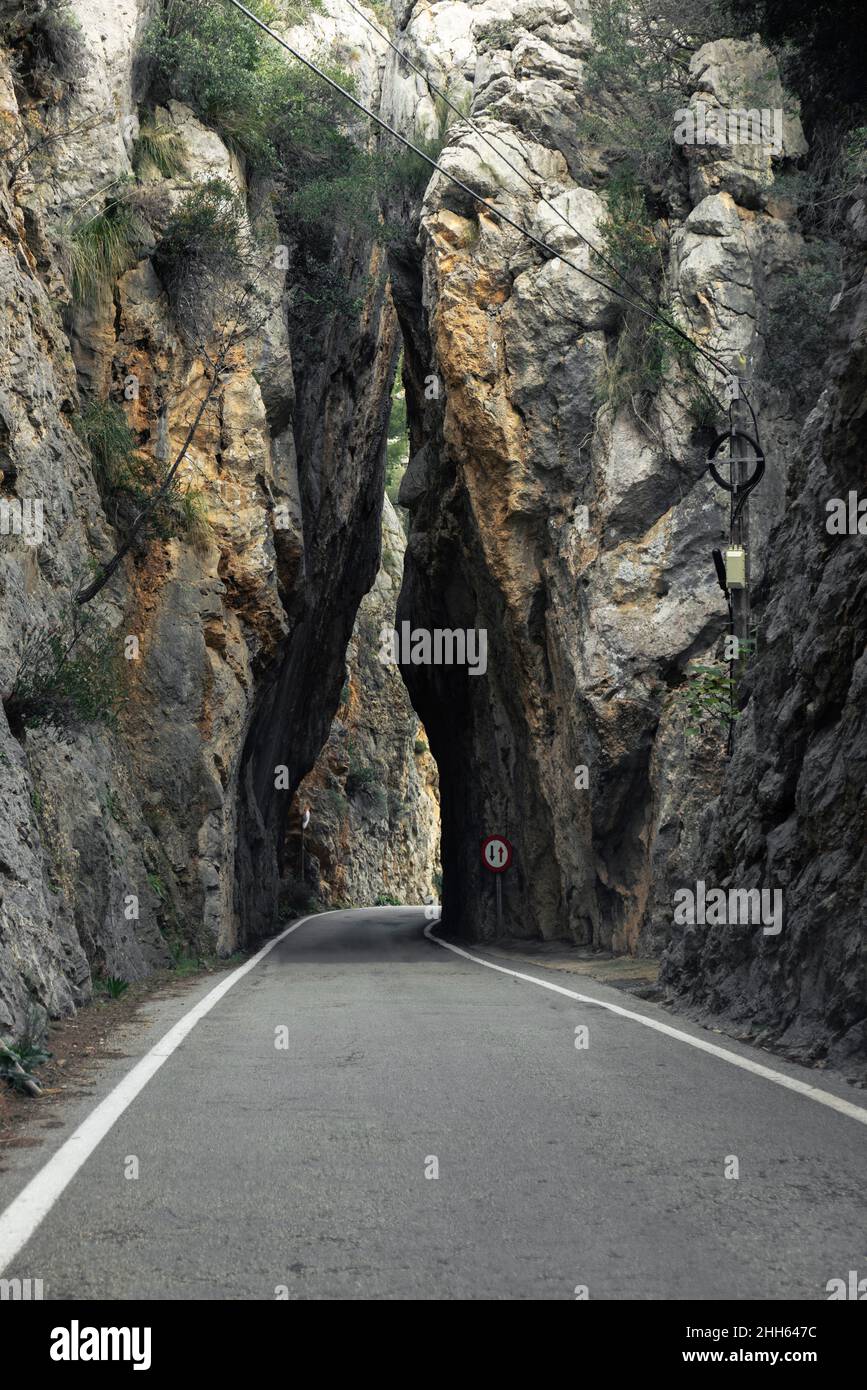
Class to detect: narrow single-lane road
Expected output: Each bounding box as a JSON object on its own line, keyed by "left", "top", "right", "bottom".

{"left": 1, "top": 908, "right": 865, "bottom": 1299}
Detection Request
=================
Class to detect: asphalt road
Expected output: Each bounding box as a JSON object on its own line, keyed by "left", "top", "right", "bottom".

{"left": 1, "top": 907, "right": 865, "bottom": 1300}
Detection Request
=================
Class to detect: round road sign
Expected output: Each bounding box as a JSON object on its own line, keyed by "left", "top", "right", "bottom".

{"left": 481, "top": 835, "right": 512, "bottom": 873}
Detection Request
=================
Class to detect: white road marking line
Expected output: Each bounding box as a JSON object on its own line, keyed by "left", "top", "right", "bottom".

{"left": 4, "top": 904, "right": 862, "bottom": 1277}
{"left": 424, "top": 924, "right": 867, "bottom": 1129}
{"left": 0, "top": 909, "right": 342, "bottom": 1275}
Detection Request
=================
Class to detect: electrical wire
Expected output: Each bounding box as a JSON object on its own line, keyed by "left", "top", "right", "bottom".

{"left": 224, "top": 0, "right": 743, "bottom": 394}
{"left": 224, "top": 0, "right": 765, "bottom": 501}
{"left": 340, "top": 0, "right": 666, "bottom": 319}
{"left": 225, "top": 0, "right": 768, "bottom": 754}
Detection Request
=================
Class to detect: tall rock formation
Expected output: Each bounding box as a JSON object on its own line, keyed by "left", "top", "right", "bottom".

{"left": 0, "top": 0, "right": 402, "bottom": 1035}
{"left": 0, "top": 0, "right": 862, "bottom": 1074}
{"left": 662, "top": 190, "right": 867, "bottom": 1071}
{"left": 386, "top": 5, "right": 802, "bottom": 946}
{"left": 381, "top": 0, "right": 863, "bottom": 1064}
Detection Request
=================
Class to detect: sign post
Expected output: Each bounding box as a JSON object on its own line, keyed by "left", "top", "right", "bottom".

{"left": 481, "top": 834, "right": 513, "bottom": 935}
{"left": 301, "top": 806, "right": 310, "bottom": 881}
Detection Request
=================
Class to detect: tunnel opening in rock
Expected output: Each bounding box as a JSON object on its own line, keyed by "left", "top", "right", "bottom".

{"left": 238, "top": 331, "right": 442, "bottom": 924}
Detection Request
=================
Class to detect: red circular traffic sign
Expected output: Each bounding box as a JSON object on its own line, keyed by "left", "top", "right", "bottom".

{"left": 481, "top": 835, "right": 512, "bottom": 873}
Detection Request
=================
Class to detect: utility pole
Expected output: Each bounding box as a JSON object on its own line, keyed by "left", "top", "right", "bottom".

{"left": 728, "top": 376, "right": 751, "bottom": 680}
{"left": 707, "top": 369, "right": 765, "bottom": 755}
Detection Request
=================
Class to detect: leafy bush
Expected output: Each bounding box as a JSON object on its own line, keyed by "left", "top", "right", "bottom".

{"left": 4, "top": 608, "right": 123, "bottom": 732}
{"left": 324, "top": 787, "right": 349, "bottom": 818}
{"left": 75, "top": 400, "right": 139, "bottom": 490}
{"left": 474, "top": 19, "right": 517, "bottom": 52}
{"left": 685, "top": 375, "right": 725, "bottom": 432}
{"left": 288, "top": 165, "right": 382, "bottom": 241}
{"left": 580, "top": 0, "right": 736, "bottom": 192}
{"left": 0, "top": 1037, "right": 50, "bottom": 1096}
{"left": 593, "top": 173, "right": 716, "bottom": 425}
{"left": 1, "top": 0, "right": 88, "bottom": 92}
{"left": 167, "top": 939, "right": 208, "bottom": 974}
{"left": 153, "top": 177, "right": 245, "bottom": 305}
{"left": 679, "top": 662, "right": 736, "bottom": 739}
{"left": 167, "top": 485, "right": 212, "bottom": 550}
{"left": 773, "top": 128, "right": 866, "bottom": 239}
{"left": 414, "top": 738, "right": 428, "bottom": 756}
{"left": 287, "top": 248, "right": 368, "bottom": 320}
{"left": 94, "top": 975, "right": 130, "bottom": 999}
{"left": 0, "top": 1006, "right": 50, "bottom": 1097}
{"left": 75, "top": 399, "right": 211, "bottom": 546}
{"left": 145, "top": 0, "right": 323, "bottom": 171}
{"left": 366, "top": 0, "right": 393, "bottom": 32}
{"left": 144, "top": 0, "right": 409, "bottom": 334}
{"left": 346, "top": 759, "right": 377, "bottom": 797}
{"left": 594, "top": 174, "right": 670, "bottom": 416}
{"left": 379, "top": 92, "right": 464, "bottom": 201}
{"left": 382, "top": 137, "right": 440, "bottom": 199}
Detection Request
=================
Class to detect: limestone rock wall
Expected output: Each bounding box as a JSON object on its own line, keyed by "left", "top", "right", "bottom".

{"left": 0, "top": 0, "right": 406, "bottom": 1036}
{"left": 1, "top": 0, "right": 862, "bottom": 1072}
{"left": 661, "top": 199, "right": 867, "bottom": 1072}
{"left": 386, "top": 4, "right": 802, "bottom": 947}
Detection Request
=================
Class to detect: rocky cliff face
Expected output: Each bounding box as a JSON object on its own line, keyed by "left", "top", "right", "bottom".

{"left": 381, "top": 1, "right": 863, "bottom": 1063}
{"left": 662, "top": 197, "right": 867, "bottom": 1072}
{"left": 388, "top": 4, "right": 805, "bottom": 945}
{"left": 0, "top": 0, "right": 862, "bottom": 1073}
{"left": 0, "top": 0, "right": 412, "bottom": 1036}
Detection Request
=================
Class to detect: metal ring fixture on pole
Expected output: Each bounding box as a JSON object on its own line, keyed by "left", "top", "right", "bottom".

{"left": 706, "top": 429, "right": 765, "bottom": 494}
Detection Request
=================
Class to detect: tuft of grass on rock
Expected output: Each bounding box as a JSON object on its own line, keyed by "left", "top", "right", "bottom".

{"left": 93, "top": 975, "right": 130, "bottom": 1000}
{"left": 66, "top": 202, "right": 139, "bottom": 306}
{"left": 132, "top": 117, "right": 187, "bottom": 179}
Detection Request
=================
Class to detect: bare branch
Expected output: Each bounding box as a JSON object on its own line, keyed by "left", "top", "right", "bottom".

{"left": 2, "top": 110, "right": 113, "bottom": 187}
{"left": 75, "top": 269, "right": 272, "bottom": 607}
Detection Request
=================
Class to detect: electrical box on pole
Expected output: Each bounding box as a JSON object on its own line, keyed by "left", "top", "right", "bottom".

{"left": 706, "top": 385, "right": 765, "bottom": 677}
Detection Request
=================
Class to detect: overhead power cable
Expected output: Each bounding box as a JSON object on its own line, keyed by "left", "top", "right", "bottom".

{"left": 340, "top": 0, "right": 771, "bottom": 456}
{"left": 224, "top": 0, "right": 769, "bottom": 704}
{"left": 223, "top": 0, "right": 739, "bottom": 393}
{"left": 226, "top": 0, "right": 770, "bottom": 547}
{"left": 339, "top": 0, "right": 664, "bottom": 320}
